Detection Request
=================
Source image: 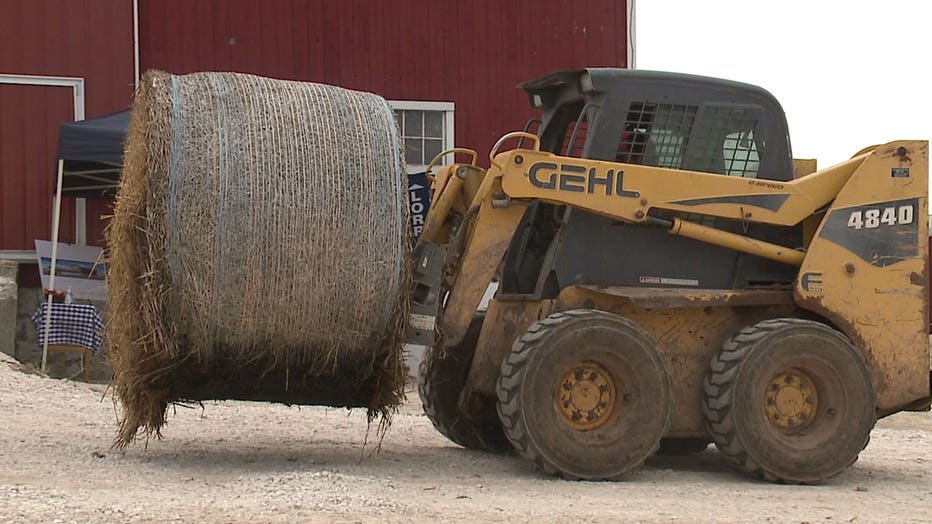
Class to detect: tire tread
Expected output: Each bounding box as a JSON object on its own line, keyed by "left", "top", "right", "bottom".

{"left": 702, "top": 318, "right": 873, "bottom": 483}
{"left": 496, "top": 309, "right": 664, "bottom": 480}
{"left": 418, "top": 319, "right": 512, "bottom": 453}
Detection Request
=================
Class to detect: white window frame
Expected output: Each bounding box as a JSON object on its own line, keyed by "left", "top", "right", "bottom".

{"left": 133, "top": 0, "right": 141, "bottom": 84}
{"left": 389, "top": 100, "right": 455, "bottom": 173}
{"left": 0, "top": 74, "right": 87, "bottom": 262}
{"left": 627, "top": 0, "right": 637, "bottom": 68}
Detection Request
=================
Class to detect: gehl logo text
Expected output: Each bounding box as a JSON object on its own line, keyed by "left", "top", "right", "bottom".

{"left": 529, "top": 162, "right": 640, "bottom": 198}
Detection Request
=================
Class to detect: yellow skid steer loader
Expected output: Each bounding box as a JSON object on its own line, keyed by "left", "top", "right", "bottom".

{"left": 409, "top": 69, "right": 930, "bottom": 483}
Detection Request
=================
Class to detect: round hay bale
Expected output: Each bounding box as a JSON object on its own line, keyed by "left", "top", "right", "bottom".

{"left": 107, "top": 71, "right": 410, "bottom": 446}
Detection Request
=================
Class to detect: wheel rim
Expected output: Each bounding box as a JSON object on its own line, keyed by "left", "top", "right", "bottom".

{"left": 763, "top": 368, "right": 818, "bottom": 433}
{"left": 555, "top": 360, "right": 617, "bottom": 430}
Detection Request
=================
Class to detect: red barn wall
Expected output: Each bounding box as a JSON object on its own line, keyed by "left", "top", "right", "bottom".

{"left": 138, "top": 0, "right": 630, "bottom": 162}
{"left": 0, "top": 0, "right": 628, "bottom": 254}
{"left": 0, "top": 83, "right": 76, "bottom": 249}
{"left": 0, "top": 0, "right": 135, "bottom": 250}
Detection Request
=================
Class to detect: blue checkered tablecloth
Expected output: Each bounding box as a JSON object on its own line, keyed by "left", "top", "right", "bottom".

{"left": 31, "top": 303, "right": 105, "bottom": 354}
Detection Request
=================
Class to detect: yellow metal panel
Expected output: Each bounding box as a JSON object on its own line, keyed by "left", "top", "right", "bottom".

{"left": 464, "top": 298, "right": 549, "bottom": 399}
{"left": 438, "top": 195, "right": 528, "bottom": 347}
{"left": 419, "top": 164, "right": 487, "bottom": 246}
{"left": 419, "top": 172, "right": 463, "bottom": 244}
{"left": 795, "top": 141, "right": 930, "bottom": 412}
{"left": 793, "top": 158, "right": 818, "bottom": 180}
{"left": 793, "top": 159, "right": 823, "bottom": 246}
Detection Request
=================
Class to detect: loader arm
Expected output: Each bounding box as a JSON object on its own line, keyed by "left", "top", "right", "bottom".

{"left": 496, "top": 145, "right": 868, "bottom": 227}
{"left": 422, "top": 165, "right": 529, "bottom": 347}
{"left": 431, "top": 135, "right": 925, "bottom": 349}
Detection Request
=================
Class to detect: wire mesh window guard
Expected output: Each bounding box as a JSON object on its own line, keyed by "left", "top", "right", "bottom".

{"left": 615, "top": 101, "right": 761, "bottom": 179}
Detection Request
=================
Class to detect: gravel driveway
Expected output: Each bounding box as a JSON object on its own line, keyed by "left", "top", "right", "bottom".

{"left": 1, "top": 353, "right": 930, "bottom": 523}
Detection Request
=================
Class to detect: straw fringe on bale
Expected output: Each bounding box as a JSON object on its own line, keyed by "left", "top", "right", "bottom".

{"left": 108, "top": 71, "right": 410, "bottom": 447}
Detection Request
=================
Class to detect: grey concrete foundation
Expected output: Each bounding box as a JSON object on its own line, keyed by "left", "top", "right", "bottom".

{"left": 0, "top": 260, "right": 17, "bottom": 357}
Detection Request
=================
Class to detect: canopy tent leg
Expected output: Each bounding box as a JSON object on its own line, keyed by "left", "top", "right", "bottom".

{"left": 42, "top": 159, "right": 65, "bottom": 373}
{"left": 76, "top": 198, "right": 86, "bottom": 245}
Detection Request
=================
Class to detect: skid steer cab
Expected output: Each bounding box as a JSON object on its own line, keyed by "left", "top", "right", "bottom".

{"left": 408, "top": 68, "right": 930, "bottom": 483}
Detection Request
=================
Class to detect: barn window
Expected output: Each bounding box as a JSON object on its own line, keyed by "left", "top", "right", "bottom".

{"left": 390, "top": 101, "right": 455, "bottom": 173}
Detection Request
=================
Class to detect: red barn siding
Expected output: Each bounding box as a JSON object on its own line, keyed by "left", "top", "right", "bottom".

{"left": 0, "top": 0, "right": 627, "bottom": 254}
{"left": 0, "top": 0, "right": 135, "bottom": 250}
{"left": 85, "top": 198, "right": 115, "bottom": 247}
{"left": 0, "top": 83, "right": 76, "bottom": 248}
{"left": 139, "top": 0, "right": 629, "bottom": 163}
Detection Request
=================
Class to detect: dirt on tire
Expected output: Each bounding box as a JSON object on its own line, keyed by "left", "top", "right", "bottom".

{"left": 418, "top": 315, "right": 511, "bottom": 452}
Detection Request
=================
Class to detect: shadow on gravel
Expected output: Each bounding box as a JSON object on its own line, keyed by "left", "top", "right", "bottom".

{"left": 116, "top": 437, "right": 533, "bottom": 479}
{"left": 644, "top": 449, "right": 729, "bottom": 475}
{"left": 109, "top": 433, "right": 917, "bottom": 487}
{"left": 643, "top": 446, "right": 921, "bottom": 488}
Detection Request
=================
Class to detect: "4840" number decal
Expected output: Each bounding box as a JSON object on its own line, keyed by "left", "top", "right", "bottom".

{"left": 847, "top": 205, "right": 914, "bottom": 230}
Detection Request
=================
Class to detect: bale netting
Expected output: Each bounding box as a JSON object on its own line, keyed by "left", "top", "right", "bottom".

{"left": 108, "top": 70, "right": 410, "bottom": 447}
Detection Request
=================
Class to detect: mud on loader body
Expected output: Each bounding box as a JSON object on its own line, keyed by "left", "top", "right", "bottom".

{"left": 410, "top": 69, "right": 930, "bottom": 483}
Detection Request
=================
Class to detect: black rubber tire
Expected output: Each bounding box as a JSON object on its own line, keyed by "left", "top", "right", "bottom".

{"left": 497, "top": 309, "right": 673, "bottom": 480}
{"left": 418, "top": 315, "right": 512, "bottom": 452}
{"left": 656, "top": 438, "right": 710, "bottom": 456}
{"left": 702, "top": 318, "right": 876, "bottom": 483}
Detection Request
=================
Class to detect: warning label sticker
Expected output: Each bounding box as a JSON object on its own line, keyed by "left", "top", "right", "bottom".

{"left": 639, "top": 276, "right": 700, "bottom": 287}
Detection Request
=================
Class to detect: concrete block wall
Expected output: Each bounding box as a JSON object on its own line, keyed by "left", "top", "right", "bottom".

{"left": 0, "top": 261, "right": 17, "bottom": 357}
{"left": 15, "top": 286, "right": 44, "bottom": 367}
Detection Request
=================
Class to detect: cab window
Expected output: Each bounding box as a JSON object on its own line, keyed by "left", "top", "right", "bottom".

{"left": 614, "top": 100, "right": 762, "bottom": 180}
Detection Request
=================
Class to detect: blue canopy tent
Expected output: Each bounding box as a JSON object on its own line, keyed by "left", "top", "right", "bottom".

{"left": 41, "top": 110, "right": 129, "bottom": 372}
{"left": 55, "top": 109, "right": 130, "bottom": 198}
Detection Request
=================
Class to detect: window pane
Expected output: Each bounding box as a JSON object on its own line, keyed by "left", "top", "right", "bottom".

{"left": 404, "top": 110, "right": 423, "bottom": 137}
{"left": 424, "top": 111, "right": 444, "bottom": 138}
{"left": 723, "top": 130, "right": 760, "bottom": 178}
{"left": 424, "top": 138, "right": 443, "bottom": 164}
{"left": 616, "top": 102, "right": 696, "bottom": 166}
{"left": 688, "top": 105, "right": 758, "bottom": 176}
{"left": 405, "top": 138, "right": 423, "bottom": 165}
